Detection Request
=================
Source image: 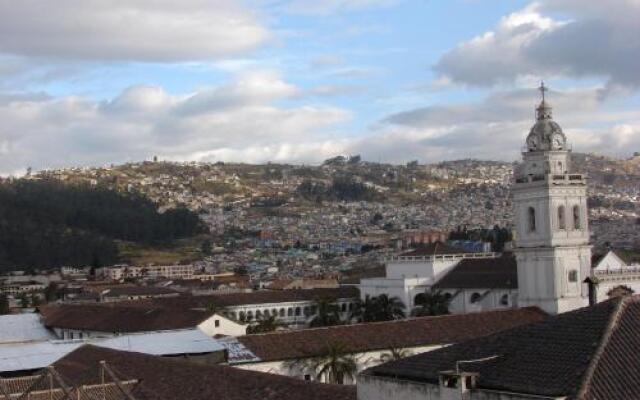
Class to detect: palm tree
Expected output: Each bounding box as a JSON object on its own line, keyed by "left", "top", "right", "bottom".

{"left": 411, "top": 289, "right": 450, "bottom": 317}
{"left": 374, "top": 294, "right": 406, "bottom": 321}
{"left": 308, "top": 342, "right": 357, "bottom": 384}
{"left": 309, "top": 298, "right": 341, "bottom": 327}
{"left": 379, "top": 347, "right": 412, "bottom": 363}
{"left": 351, "top": 294, "right": 406, "bottom": 322}
{"left": 248, "top": 315, "right": 277, "bottom": 334}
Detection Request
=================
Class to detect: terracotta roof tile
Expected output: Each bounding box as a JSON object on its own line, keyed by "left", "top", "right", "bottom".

{"left": 236, "top": 307, "right": 547, "bottom": 362}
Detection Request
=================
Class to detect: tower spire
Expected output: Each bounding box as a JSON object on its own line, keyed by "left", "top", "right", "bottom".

{"left": 536, "top": 81, "right": 552, "bottom": 120}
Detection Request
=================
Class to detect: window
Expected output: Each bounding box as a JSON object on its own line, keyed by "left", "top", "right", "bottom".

{"left": 256, "top": 310, "right": 262, "bottom": 318}
{"left": 295, "top": 307, "right": 301, "bottom": 316}
{"left": 304, "top": 375, "right": 312, "bottom": 381}
{"left": 287, "top": 308, "right": 293, "bottom": 317}
{"left": 500, "top": 294, "right": 509, "bottom": 306}
{"left": 214, "top": 319, "right": 220, "bottom": 328}
{"left": 263, "top": 309, "right": 270, "bottom": 317}
{"left": 558, "top": 205, "right": 566, "bottom": 230}
{"left": 239, "top": 311, "right": 246, "bottom": 321}
{"left": 279, "top": 308, "right": 285, "bottom": 317}
{"left": 528, "top": 207, "right": 536, "bottom": 232}
{"left": 470, "top": 293, "right": 482, "bottom": 304}
{"left": 568, "top": 270, "right": 578, "bottom": 282}
{"left": 573, "top": 205, "right": 581, "bottom": 229}
{"left": 341, "top": 303, "right": 347, "bottom": 312}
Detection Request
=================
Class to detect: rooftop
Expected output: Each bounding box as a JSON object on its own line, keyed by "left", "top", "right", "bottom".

{"left": 40, "top": 304, "right": 211, "bottom": 333}
{"left": 232, "top": 307, "right": 546, "bottom": 363}
{"left": 433, "top": 253, "right": 518, "bottom": 289}
{"left": 365, "top": 296, "right": 640, "bottom": 399}
{"left": 52, "top": 345, "right": 356, "bottom": 400}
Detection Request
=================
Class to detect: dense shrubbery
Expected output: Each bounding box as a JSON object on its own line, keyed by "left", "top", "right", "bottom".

{"left": 0, "top": 180, "right": 204, "bottom": 270}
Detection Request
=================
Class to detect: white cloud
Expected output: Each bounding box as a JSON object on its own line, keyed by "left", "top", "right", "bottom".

{"left": 434, "top": 0, "right": 640, "bottom": 88}
{"left": 0, "top": 72, "right": 350, "bottom": 174}
{"left": 0, "top": 0, "right": 269, "bottom": 62}
{"left": 345, "top": 87, "right": 640, "bottom": 163}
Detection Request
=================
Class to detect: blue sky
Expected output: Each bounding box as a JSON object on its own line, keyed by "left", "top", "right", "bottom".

{"left": 0, "top": 0, "right": 638, "bottom": 174}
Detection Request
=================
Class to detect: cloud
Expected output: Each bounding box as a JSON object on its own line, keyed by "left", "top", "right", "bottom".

{"left": 434, "top": 1, "right": 640, "bottom": 88}
{"left": 344, "top": 86, "right": 640, "bottom": 163}
{"left": 0, "top": 72, "right": 350, "bottom": 174}
{"left": 0, "top": 0, "right": 269, "bottom": 62}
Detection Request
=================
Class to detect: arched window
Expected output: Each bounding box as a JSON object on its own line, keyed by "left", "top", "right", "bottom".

{"left": 256, "top": 310, "right": 262, "bottom": 318}
{"left": 470, "top": 292, "right": 482, "bottom": 304}
{"left": 246, "top": 311, "right": 253, "bottom": 321}
{"left": 287, "top": 308, "right": 293, "bottom": 317}
{"left": 528, "top": 207, "right": 536, "bottom": 232}
{"left": 558, "top": 205, "right": 566, "bottom": 230}
{"left": 263, "top": 309, "right": 270, "bottom": 317}
{"left": 272, "top": 308, "right": 278, "bottom": 316}
{"left": 341, "top": 303, "right": 347, "bottom": 312}
{"left": 295, "top": 307, "right": 301, "bottom": 316}
{"left": 500, "top": 294, "right": 509, "bottom": 306}
{"left": 239, "top": 311, "right": 246, "bottom": 321}
{"left": 303, "top": 306, "right": 311, "bottom": 316}
{"left": 279, "top": 308, "right": 285, "bottom": 317}
{"left": 573, "top": 205, "right": 581, "bottom": 230}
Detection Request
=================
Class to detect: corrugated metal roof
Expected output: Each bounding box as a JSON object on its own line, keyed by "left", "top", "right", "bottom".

{"left": 0, "top": 314, "right": 55, "bottom": 344}
{"left": 0, "top": 329, "right": 224, "bottom": 373}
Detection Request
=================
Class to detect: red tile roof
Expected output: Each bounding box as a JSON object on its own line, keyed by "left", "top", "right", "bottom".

{"left": 53, "top": 345, "right": 356, "bottom": 400}
{"left": 236, "top": 307, "right": 547, "bottom": 362}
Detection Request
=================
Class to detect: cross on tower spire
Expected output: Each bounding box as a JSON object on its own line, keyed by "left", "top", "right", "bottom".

{"left": 539, "top": 81, "right": 548, "bottom": 102}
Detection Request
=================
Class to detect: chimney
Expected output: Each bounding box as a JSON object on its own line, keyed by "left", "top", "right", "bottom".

{"left": 438, "top": 370, "right": 479, "bottom": 400}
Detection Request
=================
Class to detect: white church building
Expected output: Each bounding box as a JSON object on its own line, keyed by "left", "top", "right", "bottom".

{"left": 361, "top": 84, "right": 638, "bottom": 316}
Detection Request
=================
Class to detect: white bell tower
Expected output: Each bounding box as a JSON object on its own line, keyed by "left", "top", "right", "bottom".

{"left": 513, "top": 83, "right": 591, "bottom": 315}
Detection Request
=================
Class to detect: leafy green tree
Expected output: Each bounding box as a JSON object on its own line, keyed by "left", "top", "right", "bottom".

{"left": 247, "top": 315, "right": 278, "bottom": 334}
{"left": 351, "top": 294, "right": 406, "bottom": 323}
{"left": 411, "top": 289, "right": 450, "bottom": 317}
{"left": 309, "top": 298, "right": 341, "bottom": 328}
{"left": 18, "top": 292, "right": 29, "bottom": 308}
{"left": 0, "top": 293, "right": 10, "bottom": 314}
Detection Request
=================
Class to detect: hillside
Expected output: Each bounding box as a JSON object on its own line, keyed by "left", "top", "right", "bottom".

{"left": 0, "top": 180, "right": 205, "bottom": 270}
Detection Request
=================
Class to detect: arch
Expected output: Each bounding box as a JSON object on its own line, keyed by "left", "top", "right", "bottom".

{"left": 500, "top": 294, "right": 509, "bottom": 306}
{"left": 341, "top": 303, "right": 347, "bottom": 312}
{"left": 295, "top": 307, "right": 301, "bottom": 316}
{"left": 558, "top": 205, "right": 566, "bottom": 230}
{"left": 303, "top": 306, "right": 311, "bottom": 317}
{"left": 287, "top": 308, "right": 293, "bottom": 317}
{"left": 528, "top": 207, "right": 536, "bottom": 232}
{"left": 256, "top": 310, "right": 262, "bottom": 319}
{"left": 239, "top": 311, "right": 246, "bottom": 321}
{"left": 470, "top": 292, "right": 482, "bottom": 304}
{"left": 573, "top": 205, "right": 581, "bottom": 229}
{"left": 263, "top": 309, "right": 270, "bottom": 317}
{"left": 272, "top": 308, "right": 278, "bottom": 316}
{"left": 414, "top": 293, "right": 427, "bottom": 306}
{"left": 246, "top": 311, "right": 253, "bottom": 321}
{"left": 279, "top": 308, "right": 285, "bottom": 317}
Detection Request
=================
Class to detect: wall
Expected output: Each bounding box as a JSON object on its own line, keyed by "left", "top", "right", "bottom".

{"left": 198, "top": 313, "right": 247, "bottom": 337}
{"left": 233, "top": 344, "right": 441, "bottom": 384}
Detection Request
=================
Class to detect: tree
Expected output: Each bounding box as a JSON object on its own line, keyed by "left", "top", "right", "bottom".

{"left": 44, "top": 283, "right": 59, "bottom": 302}
{"left": 248, "top": 315, "right": 277, "bottom": 334}
{"left": 308, "top": 342, "right": 357, "bottom": 384}
{"left": 30, "top": 294, "right": 41, "bottom": 307}
{"left": 412, "top": 289, "right": 450, "bottom": 317}
{"left": 201, "top": 239, "right": 212, "bottom": 256}
{"left": 0, "top": 293, "right": 9, "bottom": 314}
{"left": 351, "top": 294, "right": 406, "bottom": 323}
{"left": 373, "top": 294, "right": 406, "bottom": 321}
{"left": 309, "top": 298, "right": 341, "bottom": 328}
{"left": 379, "top": 347, "right": 412, "bottom": 363}
{"left": 18, "top": 292, "right": 29, "bottom": 308}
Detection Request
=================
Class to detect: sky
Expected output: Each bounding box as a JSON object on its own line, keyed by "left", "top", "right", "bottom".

{"left": 0, "top": 0, "right": 639, "bottom": 175}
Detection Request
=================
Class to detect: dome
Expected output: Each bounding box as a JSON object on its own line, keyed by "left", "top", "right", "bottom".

{"left": 525, "top": 94, "right": 567, "bottom": 151}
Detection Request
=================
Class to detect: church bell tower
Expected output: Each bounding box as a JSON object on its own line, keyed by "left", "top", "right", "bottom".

{"left": 513, "top": 83, "right": 591, "bottom": 314}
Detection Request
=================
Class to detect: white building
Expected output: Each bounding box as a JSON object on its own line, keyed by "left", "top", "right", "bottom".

{"left": 98, "top": 264, "right": 197, "bottom": 281}
{"left": 360, "top": 85, "right": 605, "bottom": 316}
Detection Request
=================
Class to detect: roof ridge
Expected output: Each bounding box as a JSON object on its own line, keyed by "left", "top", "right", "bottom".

{"left": 574, "top": 297, "right": 629, "bottom": 399}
